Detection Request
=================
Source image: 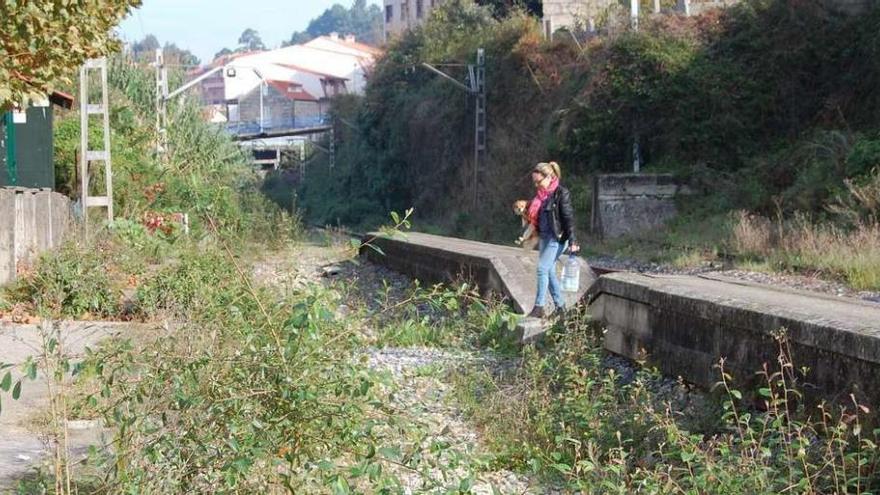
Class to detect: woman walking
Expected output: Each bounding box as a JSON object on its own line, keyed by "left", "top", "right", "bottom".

{"left": 526, "top": 161, "right": 579, "bottom": 318}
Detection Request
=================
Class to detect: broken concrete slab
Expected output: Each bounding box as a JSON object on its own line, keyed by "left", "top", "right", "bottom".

{"left": 516, "top": 317, "right": 550, "bottom": 344}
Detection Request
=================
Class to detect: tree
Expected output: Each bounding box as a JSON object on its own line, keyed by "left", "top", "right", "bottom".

{"left": 348, "top": 0, "right": 383, "bottom": 44}
{"left": 308, "top": 4, "right": 353, "bottom": 36}
{"left": 214, "top": 47, "right": 234, "bottom": 61}
{"left": 477, "top": 0, "right": 543, "bottom": 17}
{"left": 0, "top": 0, "right": 142, "bottom": 110}
{"left": 282, "top": 33, "right": 313, "bottom": 47}
{"left": 163, "top": 43, "right": 200, "bottom": 66}
{"left": 130, "top": 35, "right": 199, "bottom": 66}
{"left": 285, "top": 0, "right": 383, "bottom": 47}
{"left": 132, "top": 34, "right": 160, "bottom": 57}
{"left": 238, "top": 28, "right": 266, "bottom": 52}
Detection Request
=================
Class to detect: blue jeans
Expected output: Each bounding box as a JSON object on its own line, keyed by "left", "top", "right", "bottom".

{"left": 535, "top": 237, "right": 567, "bottom": 308}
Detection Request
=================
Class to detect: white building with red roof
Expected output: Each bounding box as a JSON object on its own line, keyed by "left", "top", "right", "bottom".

{"left": 215, "top": 34, "right": 381, "bottom": 133}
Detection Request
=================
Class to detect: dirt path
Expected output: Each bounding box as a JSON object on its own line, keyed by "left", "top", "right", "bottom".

{"left": 364, "top": 347, "right": 538, "bottom": 494}
{"left": 0, "top": 321, "right": 146, "bottom": 491}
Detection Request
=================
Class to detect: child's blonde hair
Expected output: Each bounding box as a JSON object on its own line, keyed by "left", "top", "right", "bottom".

{"left": 534, "top": 161, "right": 561, "bottom": 179}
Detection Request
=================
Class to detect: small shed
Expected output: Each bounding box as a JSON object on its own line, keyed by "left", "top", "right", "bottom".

{"left": 0, "top": 91, "right": 74, "bottom": 189}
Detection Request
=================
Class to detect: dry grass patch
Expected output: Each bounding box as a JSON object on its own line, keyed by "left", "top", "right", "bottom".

{"left": 731, "top": 211, "right": 880, "bottom": 290}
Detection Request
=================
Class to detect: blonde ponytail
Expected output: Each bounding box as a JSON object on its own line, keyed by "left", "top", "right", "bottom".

{"left": 534, "top": 161, "right": 562, "bottom": 180}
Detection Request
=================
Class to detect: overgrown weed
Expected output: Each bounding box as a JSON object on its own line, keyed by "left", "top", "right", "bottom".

{"left": 369, "top": 279, "right": 520, "bottom": 353}
{"left": 451, "top": 311, "right": 880, "bottom": 493}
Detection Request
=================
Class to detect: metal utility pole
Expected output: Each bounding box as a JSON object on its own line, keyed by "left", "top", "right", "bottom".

{"left": 629, "top": 3, "right": 640, "bottom": 172}
{"left": 155, "top": 49, "right": 169, "bottom": 155}
{"left": 329, "top": 128, "right": 336, "bottom": 169}
{"left": 259, "top": 80, "right": 266, "bottom": 134}
{"left": 632, "top": 133, "right": 641, "bottom": 172}
{"left": 423, "top": 47, "right": 487, "bottom": 208}
{"left": 309, "top": 137, "right": 335, "bottom": 173}
{"left": 155, "top": 53, "right": 251, "bottom": 152}
{"left": 677, "top": 0, "right": 691, "bottom": 15}
{"left": 472, "top": 48, "right": 486, "bottom": 208}
{"left": 79, "top": 58, "right": 114, "bottom": 234}
{"left": 631, "top": 0, "right": 640, "bottom": 30}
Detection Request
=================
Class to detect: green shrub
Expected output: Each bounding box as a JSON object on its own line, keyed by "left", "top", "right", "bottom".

{"left": 7, "top": 241, "right": 124, "bottom": 318}
{"left": 372, "top": 280, "right": 518, "bottom": 349}
{"left": 132, "top": 248, "right": 239, "bottom": 319}
{"left": 79, "top": 275, "right": 398, "bottom": 491}
{"left": 846, "top": 134, "right": 880, "bottom": 180}
{"left": 453, "top": 315, "right": 880, "bottom": 493}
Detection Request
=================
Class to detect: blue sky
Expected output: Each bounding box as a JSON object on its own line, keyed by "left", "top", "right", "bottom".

{"left": 118, "top": 0, "right": 382, "bottom": 65}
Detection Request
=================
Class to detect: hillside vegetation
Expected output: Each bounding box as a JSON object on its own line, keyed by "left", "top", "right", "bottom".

{"left": 295, "top": 0, "right": 880, "bottom": 288}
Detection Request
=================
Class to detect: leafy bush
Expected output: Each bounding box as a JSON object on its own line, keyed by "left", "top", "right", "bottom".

{"left": 77, "top": 270, "right": 396, "bottom": 491}
{"left": 132, "top": 248, "right": 237, "bottom": 319}
{"left": 6, "top": 241, "right": 126, "bottom": 318}
{"left": 453, "top": 314, "right": 880, "bottom": 493}
{"left": 846, "top": 134, "right": 880, "bottom": 180}
{"left": 371, "top": 280, "right": 520, "bottom": 350}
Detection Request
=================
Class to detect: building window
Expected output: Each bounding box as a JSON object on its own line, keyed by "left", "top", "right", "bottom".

{"left": 416, "top": 0, "right": 423, "bottom": 18}
{"left": 401, "top": 0, "right": 408, "bottom": 20}
{"left": 385, "top": 4, "right": 393, "bottom": 22}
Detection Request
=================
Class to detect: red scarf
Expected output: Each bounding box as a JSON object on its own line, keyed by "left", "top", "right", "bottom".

{"left": 527, "top": 177, "right": 559, "bottom": 227}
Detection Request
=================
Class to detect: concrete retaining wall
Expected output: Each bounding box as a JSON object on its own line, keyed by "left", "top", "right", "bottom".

{"left": 362, "top": 232, "right": 595, "bottom": 314}
{"left": 364, "top": 233, "right": 503, "bottom": 296}
{"left": 591, "top": 174, "right": 689, "bottom": 239}
{"left": 0, "top": 187, "right": 72, "bottom": 286}
{"left": 589, "top": 273, "right": 880, "bottom": 405}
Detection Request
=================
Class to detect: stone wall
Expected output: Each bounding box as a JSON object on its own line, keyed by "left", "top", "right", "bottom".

{"left": 542, "top": 0, "right": 875, "bottom": 33}
{"left": 542, "top": 0, "right": 614, "bottom": 33}
{"left": 384, "top": 0, "right": 448, "bottom": 40}
{"left": 239, "top": 85, "right": 293, "bottom": 129}
{"left": 591, "top": 174, "right": 689, "bottom": 239}
{"left": 0, "top": 187, "right": 72, "bottom": 286}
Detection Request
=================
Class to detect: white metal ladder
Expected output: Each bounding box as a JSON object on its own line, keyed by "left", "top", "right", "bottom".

{"left": 79, "top": 57, "right": 113, "bottom": 233}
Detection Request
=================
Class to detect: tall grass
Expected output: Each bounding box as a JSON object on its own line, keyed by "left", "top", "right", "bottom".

{"left": 731, "top": 211, "right": 880, "bottom": 290}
